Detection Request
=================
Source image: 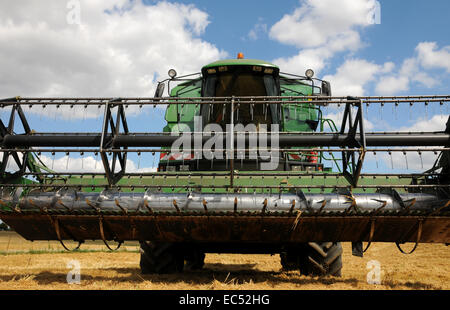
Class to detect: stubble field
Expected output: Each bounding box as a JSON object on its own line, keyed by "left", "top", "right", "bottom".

{"left": 0, "top": 231, "right": 448, "bottom": 290}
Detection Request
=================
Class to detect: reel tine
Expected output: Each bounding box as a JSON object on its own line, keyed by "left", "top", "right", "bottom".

{"left": 379, "top": 102, "right": 383, "bottom": 120}
{"left": 403, "top": 151, "right": 408, "bottom": 170}
{"left": 365, "top": 102, "right": 369, "bottom": 121}
{"left": 66, "top": 152, "right": 70, "bottom": 171}
{"left": 209, "top": 103, "right": 213, "bottom": 123}
{"left": 94, "top": 152, "right": 99, "bottom": 170}
{"left": 51, "top": 152, "right": 55, "bottom": 170}
{"left": 389, "top": 151, "right": 394, "bottom": 170}
{"left": 418, "top": 151, "right": 424, "bottom": 169}
{"left": 137, "top": 152, "right": 141, "bottom": 170}
{"left": 409, "top": 101, "right": 413, "bottom": 120}
{"left": 152, "top": 152, "right": 156, "bottom": 170}
{"left": 395, "top": 101, "right": 399, "bottom": 120}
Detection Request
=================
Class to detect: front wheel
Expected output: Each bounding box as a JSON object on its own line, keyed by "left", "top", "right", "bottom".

{"left": 139, "top": 241, "right": 184, "bottom": 274}
{"left": 300, "top": 242, "right": 343, "bottom": 277}
{"left": 280, "top": 242, "right": 343, "bottom": 277}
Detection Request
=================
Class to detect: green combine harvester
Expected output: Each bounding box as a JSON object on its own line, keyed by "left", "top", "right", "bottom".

{"left": 0, "top": 55, "right": 449, "bottom": 276}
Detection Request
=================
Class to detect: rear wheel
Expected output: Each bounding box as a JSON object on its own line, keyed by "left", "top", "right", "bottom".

{"left": 280, "top": 242, "right": 343, "bottom": 277}
{"left": 139, "top": 241, "right": 184, "bottom": 274}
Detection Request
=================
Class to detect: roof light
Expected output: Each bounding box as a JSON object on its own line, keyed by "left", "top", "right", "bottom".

{"left": 305, "top": 69, "right": 314, "bottom": 79}
{"left": 237, "top": 52, "right": 244, "bottom": 59}
{"left": 168, "top": 69, "right": 177, "bottom": 79}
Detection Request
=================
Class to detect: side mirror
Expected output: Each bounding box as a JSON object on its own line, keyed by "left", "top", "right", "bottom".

{"left": 321, "top": 81, "right": 332, "bottom": 97}
{"left": 154, "top": 82, "right": 165, "bottom": 98}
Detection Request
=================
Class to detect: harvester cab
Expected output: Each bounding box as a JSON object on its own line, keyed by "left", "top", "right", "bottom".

{"left": 159, "top": 57, "right": 330, "bottom": 173}
{"left": 0, "top": 55, "right": 449, "bottom": 277}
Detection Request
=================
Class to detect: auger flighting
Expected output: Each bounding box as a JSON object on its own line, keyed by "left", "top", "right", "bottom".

{"left": 1, "top": 55, "right": 449, "bottom": 276}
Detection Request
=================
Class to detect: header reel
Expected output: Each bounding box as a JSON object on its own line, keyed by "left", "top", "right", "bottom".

{"left": 0, "top": 95, "right": 449, "bottom": 250}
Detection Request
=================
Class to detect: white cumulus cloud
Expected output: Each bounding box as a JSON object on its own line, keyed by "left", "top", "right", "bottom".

{"left": 269, "top": 0, "right": 376, "bottom": 49}
{"left": 0, "top": 0, "right": 227, "bottom": 98}
{"left": 375, "top": 42, "right": 450, "bottom": 95}
{"left": 322, "top": 59, "right": 393, "bottom": 96}
{"left": 416, "top": 42, "right": 450, "bottom": 73}
{"left": 270, "top": 0, "right": 378, "bottom": 74}
{"left": 5, "top": 153, "right": 157, "bottom": 174}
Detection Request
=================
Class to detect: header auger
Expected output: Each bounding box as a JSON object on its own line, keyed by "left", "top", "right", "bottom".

{"left": 1, "top": 57, "right": 449, "bottom": 276}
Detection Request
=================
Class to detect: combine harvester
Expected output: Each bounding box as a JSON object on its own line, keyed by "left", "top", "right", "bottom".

{"left": 0, "top": 55, "right": 449, "bottom": 276}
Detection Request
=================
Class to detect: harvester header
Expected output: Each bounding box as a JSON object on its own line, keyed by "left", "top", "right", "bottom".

{"left": 1, "top": 58, "right": 449, "bottom": 276}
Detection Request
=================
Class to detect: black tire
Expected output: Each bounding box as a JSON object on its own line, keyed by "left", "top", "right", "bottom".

{"left": 280, "top": 242, "right": 343, "bottom": 277}
{"left": 299, "top": 242, "right": 343, "bottom": 277}
{"left": 139, "top": 241, "right": 184, "bottom": 274}
{"left": 184, "top": 249, "right": 205, "bottom": 271}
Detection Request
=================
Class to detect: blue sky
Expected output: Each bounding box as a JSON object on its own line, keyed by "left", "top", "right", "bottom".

{"left": 0, "top": 0, "right": 450, "bottom": 174}
{"left": 150, "top": 0, "right": 450, "bottom": 96}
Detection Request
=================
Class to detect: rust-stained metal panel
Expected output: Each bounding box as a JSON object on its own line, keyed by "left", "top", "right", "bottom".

{"left": 1, "top": 214, "right": 449, "bottom": 244}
